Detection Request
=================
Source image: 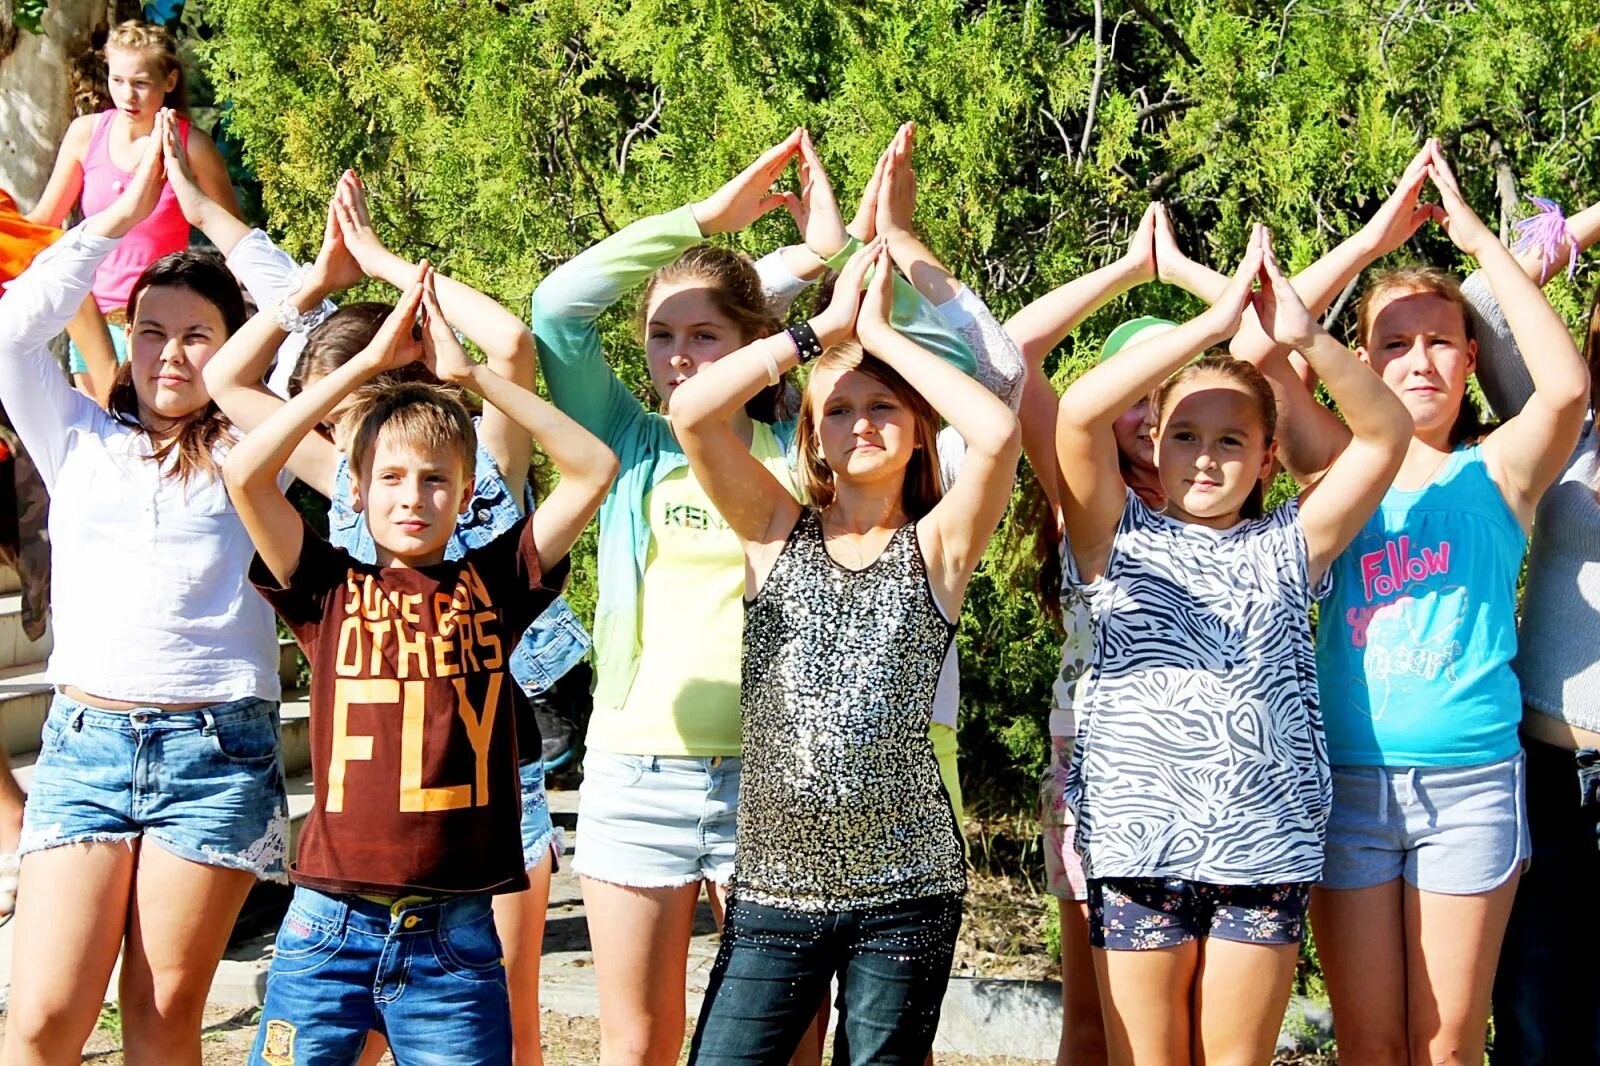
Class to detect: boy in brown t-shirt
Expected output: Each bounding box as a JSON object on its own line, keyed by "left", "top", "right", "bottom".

{"left": 224, "top": 266, "right": 616, "bottom": 1066}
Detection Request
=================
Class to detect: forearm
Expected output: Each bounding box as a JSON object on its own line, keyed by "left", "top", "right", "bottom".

{"left": 823, "top": 240, "right": 976, "bottom": 375}
{"left": 203, "top": 284, "right": 328, "bottom": 400}
{"left": 885, "top": 230, "right": 960, "bottom": 306}
{"left": 1059, "top": 313, "right": 1226, "bottom": 428}
{"left": 866, "top": 328, "right": 1018, "bottom": 457}
{"left": 458, "top": 364, "right": 617, "bottom": 488}
{"left": 1005, "top": 258, "right": 1145, "bottom": 364}
{"left": 1477, "top": 241, "right": 1589, "bottom": 403}
{"left": 668, "top": 334, "right": 794, "bottom": 434}
{"left": 228, "top": 354, "right": 378, "bottom": 488}
{"left": 1296, "top": 330, "right": 1408, "bottom": 447}
{"left": 187, "top": 189, "right": 252, "bottom": 256}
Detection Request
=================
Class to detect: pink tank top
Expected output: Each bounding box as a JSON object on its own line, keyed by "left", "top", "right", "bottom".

{"left": 79, "top": 109, "right": 193, "bottom": 313}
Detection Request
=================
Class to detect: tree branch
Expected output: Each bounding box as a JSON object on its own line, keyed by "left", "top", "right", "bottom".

{"left": 1122, "top": 0, "right": 1200, "bottom": 66}
{"left": 1078, "top": 0, "right": 1105, "bottom": 171}
{"left": 616, "top": 87, "right": 664, "bottom": 177}
{"left": 1136, "top": 97, "right": 1195, "bottom": 123}
{"left": 1487, "top": 133, "right": 1518, "bottom": 244}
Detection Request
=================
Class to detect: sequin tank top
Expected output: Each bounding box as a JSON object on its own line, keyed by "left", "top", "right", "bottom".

{"left": 734, "top": 508, "right": 966, "bottom": 912}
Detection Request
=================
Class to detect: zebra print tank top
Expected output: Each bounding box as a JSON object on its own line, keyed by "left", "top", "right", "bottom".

{"left": 1064, "top": 491, "right": 1331, "bottom": 885}
{"left": 734, "top": 508, "right": 966, "bottom": 911}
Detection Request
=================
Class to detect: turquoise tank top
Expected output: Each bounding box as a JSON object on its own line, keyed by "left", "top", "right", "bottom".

{"left": 1316, "top": 445, "right": 1526, "bottom": 767}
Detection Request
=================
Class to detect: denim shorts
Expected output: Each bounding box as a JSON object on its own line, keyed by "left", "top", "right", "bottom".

{"left": 251, "top": 886, "right": 510, "bottom": 1066}
{"left": 1041, "top": 735, "right": 1089, "bottom": 901}
{"left": 20, "top": 692, "right": 288, "bottom": 880}
{"left": 1321, "top": 751, "right": 1529, "bottom": 894}
{"left": 1088, "top": 878, "right": 1311, "bottom": 951}
{"left": 519, "top": 758, "right": 561, "bottom": 871}
{"left": 572, "top": 750, "right": 739, "bottom": 888}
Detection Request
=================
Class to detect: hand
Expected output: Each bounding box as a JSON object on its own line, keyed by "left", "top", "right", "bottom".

{"left": 809, "top": 238, "right": 884, "bottom": 348}
{"left": 1360, "top": 143, "right": 1438, "bottom": 257}
{"left": 333, "top": 172, "right": 399, "bottom": 282}
{"left": 356, "top": 263, "right": 428, "bottom": 376}
{"left": 306, "top": 173, "right": 365, "bottom": 295}
{"left": 847, "top": 149, "right": 888, "bottom": 243}
{"left": 781, "top": 129, "right": 850, "bottom": 258}
{"left": 1122, "top": 202, "right": 1158, "bottom": 284}
{"left": 1199, "top": 224, "right": 1265, "bottom": 340}
{"left": 160, "top": 110, "right": 208, "bottom": 228}
{"left": 856, "top": 241, "right": 898, "bottom": 349}
{"left": 89, "top": 108, "right": 169, "bottom": 239}
{"left": 875, "top": 122, "right": 916, "bottom": 239}
{"left": 1425, "top": 139, "right": 1496, "bottom": 257}
{"left": 419, "top": 269, "right": 477, "bottom": 385}
{"left": 1251, "top": 229, "right": 1321, "bottom": 350}
{"left": 690, "top": 129, "right": 803, "bottom": 236}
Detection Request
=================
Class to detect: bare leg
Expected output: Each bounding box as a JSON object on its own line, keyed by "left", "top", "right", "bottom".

{"left": 1404, "top": 877, "right": 1519, "bottom": 1065}
{"left": 1094, "top": 940, "right": 1197, "bottom": 1066}
{"left": 1057, "top": 900, "right": 1108, "bottom": 1066}
{"left": 1190, "top": 938, "right": 1298, "bottom": 1066}
{"left": 0, "top": 842, "right": 136, "bottom": 1066}
{"left": 116, "top": 841, "right": 258, "bottom": 1066}
{"left": 1310, "top": 881, "right": 1408, "bottom": 1064}
{"left": 496, "top": 852, "right": 556, "bottom": 1066}
{"left": 581, "top": 876, "right": 703, "bottom": 1065}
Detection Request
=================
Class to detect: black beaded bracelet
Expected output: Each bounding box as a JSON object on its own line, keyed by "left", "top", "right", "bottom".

{"left": 785, "top": 322, "right": 825, "bottom": 364}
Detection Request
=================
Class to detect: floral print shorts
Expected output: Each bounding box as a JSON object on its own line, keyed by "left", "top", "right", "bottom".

{"left": 1087, "top": 877, "right": 1310, "bottom": 951}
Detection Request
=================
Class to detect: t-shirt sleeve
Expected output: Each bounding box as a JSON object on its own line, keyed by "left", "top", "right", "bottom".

{"left": 466, "top": 515, "right": 573, "bottom": 638}
{"left": 249, "top": 518, "right": 353, "bottom": 646}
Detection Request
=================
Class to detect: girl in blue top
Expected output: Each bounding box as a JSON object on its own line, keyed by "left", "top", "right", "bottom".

{"left": 185, "top": 157, "right": 585, "bottom": 1066}
{"left": 1262, "top": 143, "right": 1589, "bottom": 1066}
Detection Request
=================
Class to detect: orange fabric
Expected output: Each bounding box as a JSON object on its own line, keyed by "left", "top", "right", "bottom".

{"left": 0, "top": 189, "right": 63, "bottom": 287}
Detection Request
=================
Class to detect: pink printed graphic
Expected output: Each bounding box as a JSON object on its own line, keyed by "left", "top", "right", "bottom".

{"left": 1359, "top": 536, "right": 1451, "bottom": 602}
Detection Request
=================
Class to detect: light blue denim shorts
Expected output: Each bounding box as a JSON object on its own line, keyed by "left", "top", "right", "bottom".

{"left": 1321, "top": 750, "right": 1529, "bottom": 894}
{"left": 572, "top": 751, "right": 739, "bottom": 888}
{"left": 519, "top": 758, "right": 562, "bottom": 871}
{"left": 20, "top": 692, "right": 289, "bottom": 880}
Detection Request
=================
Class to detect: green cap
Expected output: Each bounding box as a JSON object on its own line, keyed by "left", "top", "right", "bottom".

{"left": 1099, "top": 316, "right": 1178, "bottom": 363}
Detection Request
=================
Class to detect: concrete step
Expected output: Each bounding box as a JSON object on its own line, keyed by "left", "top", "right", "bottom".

{"left": 0, "top": 565, "right": 19, "bottom": 595}
{"left": 0, "top": 663, "right": 50, "bottom": 761}
{"left": 0, "top": 593, "right": 50, "bottom": 673}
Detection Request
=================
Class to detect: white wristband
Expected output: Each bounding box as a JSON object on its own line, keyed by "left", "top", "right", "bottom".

{"left": 761, "top": 336, "right": 782, "bottom": 387}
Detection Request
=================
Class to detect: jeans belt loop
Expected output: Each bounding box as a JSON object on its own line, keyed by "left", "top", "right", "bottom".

{"left": 200, "top": 708, "right": 218, "bottom": 736}
{"left": 71, "top": 706, "right": 87, "bottom": 731}
{"left": 710, "top": 755, "right": 723, "bottom": 769}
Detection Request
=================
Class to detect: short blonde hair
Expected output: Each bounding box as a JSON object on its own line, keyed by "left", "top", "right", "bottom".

{"left": 345, "top": 383, "right": 475, "bottom": 483}
{"left": 105, "top": 20, "right": 187, "bottom": 113}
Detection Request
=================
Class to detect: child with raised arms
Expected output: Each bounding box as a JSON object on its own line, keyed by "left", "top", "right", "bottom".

{"left": 225, "top": 267, "right": 616, "bottom": 1066}
{"left": 672, "top": 240, "right": 1020, "bottom": 1064}
{"left": 1055, "top": 226, "right": 1412, "bottom": 1066}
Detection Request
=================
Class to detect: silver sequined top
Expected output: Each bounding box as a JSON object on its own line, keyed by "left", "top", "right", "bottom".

{"left": 734, "top": 509, "right": 966, "bottom": 911}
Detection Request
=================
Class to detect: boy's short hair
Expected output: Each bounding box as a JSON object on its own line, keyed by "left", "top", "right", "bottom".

{"left": 345, "top": 382, "right": 476, "bottom": 482}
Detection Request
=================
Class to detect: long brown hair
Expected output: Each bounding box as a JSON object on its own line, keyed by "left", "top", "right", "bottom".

{"left": 108, "top": 250, "right": 246, "bottom": 484}
{"left": 639, "top": 245, "right": 788, "bottom": 421}
{"left": 1152, "top": 353, "right": 1277, "bottom": 519}
{"left": 795, "top": 342, "right": 944, "bottom": 521}
{"left": 1356, "top": 266, "right": 1495, "bottom": 447}
{"left": 105, "top": 20, "right": 188, "bottom": 114}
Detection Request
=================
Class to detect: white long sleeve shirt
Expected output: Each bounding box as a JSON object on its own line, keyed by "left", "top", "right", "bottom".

{"left": 0, "top": 224, "right": 280, "bottom": 703}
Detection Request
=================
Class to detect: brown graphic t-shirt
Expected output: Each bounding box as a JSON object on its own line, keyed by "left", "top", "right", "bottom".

{"left": 252, "top": 515, "right": 567, "bottom": 896}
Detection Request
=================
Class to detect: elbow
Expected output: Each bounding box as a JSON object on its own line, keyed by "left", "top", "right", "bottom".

{"left": 665, "top": 386, "right": 710, "bottom": 436}
{"left": 972, "top": 410, "right": 1023, "bottom": 464}
{"left": 1544, "top": 369, "right": 1592, "bottom": 418}
{"left": 221, "top": 446, "right": 255, "bottom": 494}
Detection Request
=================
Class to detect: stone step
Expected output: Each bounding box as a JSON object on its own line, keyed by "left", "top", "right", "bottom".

{"left": 0, "top": 593, "right": 50, "bottom": 673}
{"left": 0, "top": 663, "right": 50, "bottom": 760}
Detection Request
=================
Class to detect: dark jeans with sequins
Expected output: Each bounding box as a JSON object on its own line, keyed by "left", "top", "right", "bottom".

{"left": 1489, "top": 739, "right": 1600, "bottom": 1065}
{"left": 687, "top": 892, "right": 963, "bottom": 1066}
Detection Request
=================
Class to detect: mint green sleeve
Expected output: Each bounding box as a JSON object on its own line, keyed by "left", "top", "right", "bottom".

{"left": 822, "top": 239, "right": 978, "bottom": 377}
{"left": 531, "top": 205, "right": 707, "bottom": 445}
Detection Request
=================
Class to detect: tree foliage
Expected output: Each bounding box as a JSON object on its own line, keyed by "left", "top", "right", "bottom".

{"left": 202, "top": 0, "right": 1600, "bottom": 812}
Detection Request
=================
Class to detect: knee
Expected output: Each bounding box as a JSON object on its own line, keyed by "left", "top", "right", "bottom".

{"left": 116, "top": 971, "right": 211, "bottom": 1034}
{"left": 1333, "top": 1034, "right": 1407, "bottom": 1066}
{"left": 1410, "top": 1037, "right": 1479, "bottom": 1066}
{"left": 3, "top": 997, "right": 101, "bottom": 1058}
{"left": 598, "top": 1027, "right": 679, "bottom": 1066}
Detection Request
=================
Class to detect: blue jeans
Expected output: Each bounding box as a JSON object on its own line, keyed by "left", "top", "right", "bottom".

{"left": 250, "top": 887, "right": 511, "bottom": 1066}
{"left": 1490, "top": 738, "right": 1600, "bottom": 1064}
{"left": 688, "top": 893, "right": 962, "bottom": 1066}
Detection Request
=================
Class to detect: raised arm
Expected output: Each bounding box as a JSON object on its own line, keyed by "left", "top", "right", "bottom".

{"left": 1008, "top": 206, "right": 1158, "bottom": 516}
{"left": 854, "top": 246, "right": 1021, "bottom": 617}
{"left": 224, "top": 277, "right": 428, "bottom": 586}
{"left": 334, "top": 172, "right": 538, "bottom": 501}
{"left": 1249, "top": 235, "right": 1412, "bottom": 583}
{"left": 22, "top": 115, "right": 94, "bottom": 227}
{"left": 668, "top": 243, "right": 879, "bottom": 554}
{"left": 199, "top": 182, "right": 364, "bottom": 496}
{"left": 786, "top": 129, "right": 977, "bottom": 376}
{"left": 1057, "top": 227, "right": 1265, "bottom": 581}
{"left": 532, "top": 131, "right": 803, "bottom": 442}
{"left": 1426, "top": 144, "right": 1590, "bottom": 526}
{"left": 163, "top": 117, "right": 251, "bottom": 255}
{"left": 182, "top": 127, "right": 243, "bottom": 223}
{"left": 420, "top": 272, "right": 616, "bottom": 572}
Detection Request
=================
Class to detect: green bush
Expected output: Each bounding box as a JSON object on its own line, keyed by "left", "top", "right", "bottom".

{"left": 202, "top": 0, "right": 1600, "bottom": 816}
